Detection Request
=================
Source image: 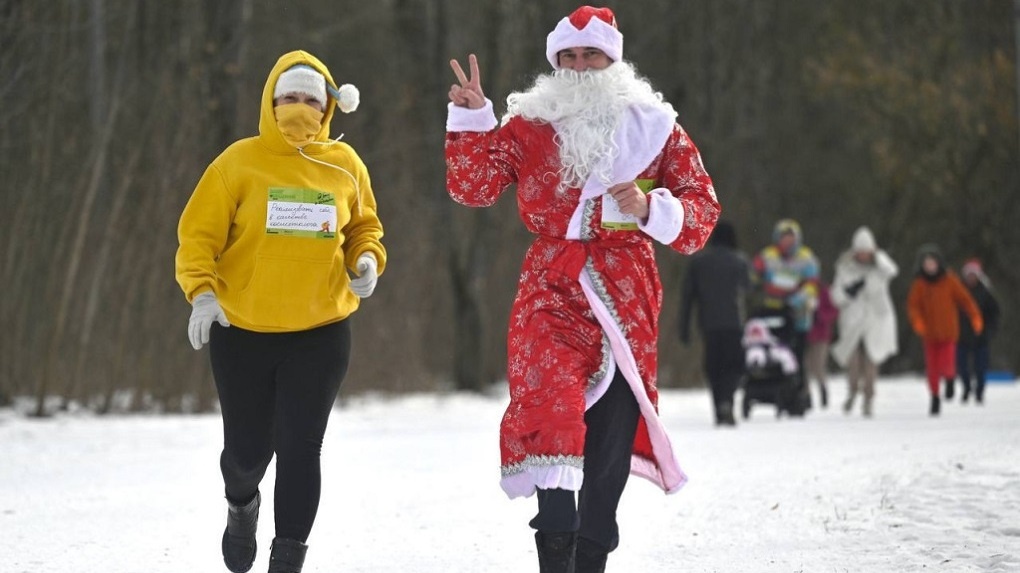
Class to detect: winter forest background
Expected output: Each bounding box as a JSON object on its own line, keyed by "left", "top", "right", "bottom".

{"left": 1, "top": 0, "right": 1017, "bottom": 415}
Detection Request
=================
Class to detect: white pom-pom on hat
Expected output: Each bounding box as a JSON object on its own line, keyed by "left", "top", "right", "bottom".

{"left": 328, "top": 83, "right": 360, "bottom": 113}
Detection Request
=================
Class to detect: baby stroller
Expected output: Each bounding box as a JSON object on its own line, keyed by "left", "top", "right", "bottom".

{"left": 740, "top": 306, "right": 809, "bottom": 418}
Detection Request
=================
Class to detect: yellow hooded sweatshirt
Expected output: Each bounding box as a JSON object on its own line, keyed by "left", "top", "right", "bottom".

{"left": 176, "top": 50, "right": 386, "bottom": 332}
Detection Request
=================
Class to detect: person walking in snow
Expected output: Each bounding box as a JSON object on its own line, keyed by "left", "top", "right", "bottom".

{"left": 906, "top": 244, "right": 982, "bottom": 416}
{"left": 176, "top": 50, "right": 385, "bottom": 573}
{"left": 445, "top": 5, "right": 719, "bottom": 571}
{"left": 803, "top": 278, "right": 837, "bottom": 409}
{"left": 830, "top": 226, "right": 899, "bottom": 417}
{"left": 750, "top": 218, "right": 819, "bottom": 411}
{"left": 955, "top": 258, "right": 1000, "bottom": 404}
{"left": 679, "top": 220, "right": 750, "bottom": 426}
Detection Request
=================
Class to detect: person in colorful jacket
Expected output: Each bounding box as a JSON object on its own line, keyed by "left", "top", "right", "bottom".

{"left": 751, "top": 219, "right": 820, "bottom": 390}
{"left": 445, "top": 6, "right": 719, "bottom": 571}
{"left": 955, "top": 258, "right": 1000, "bottom": 404}
{"left": 830, "top": 226, "right": 899, "bottom": 417}
{"left": 176, "top": 50, "right": 385, "bottom": 573}
{"left": 906, "top": 244, "right": 981, "bottom": 416}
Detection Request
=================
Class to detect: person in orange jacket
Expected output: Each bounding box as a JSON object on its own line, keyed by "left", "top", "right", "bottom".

{"left": 906, "top": 244, "right": 982, "bottom": 416}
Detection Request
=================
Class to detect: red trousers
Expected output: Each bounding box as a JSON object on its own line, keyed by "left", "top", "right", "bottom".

{"left": 923, "top": 340, "right": 957, "bottom": 395}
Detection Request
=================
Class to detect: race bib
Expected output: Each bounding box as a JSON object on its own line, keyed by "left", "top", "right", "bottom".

{"left": 601, "top": 179, "right": 656, "bottom": 230}
{"left": 266, "top": 188, "right": 337, "bottom": 239}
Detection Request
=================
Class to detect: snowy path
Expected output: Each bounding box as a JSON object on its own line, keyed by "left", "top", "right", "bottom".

{"left": 2, "top": 375, "right": 1019, "bottom": 572}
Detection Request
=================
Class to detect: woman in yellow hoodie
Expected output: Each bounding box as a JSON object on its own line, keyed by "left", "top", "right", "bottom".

{"left": 176, "top": 50, "right": 385, "bottom": 573}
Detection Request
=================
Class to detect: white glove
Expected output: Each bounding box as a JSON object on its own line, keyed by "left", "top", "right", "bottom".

{"left": 349, "top": 253, "right": 378, "bottom": 298}
{"left": 188, "top": 292, "right": 230, "bottom": 350}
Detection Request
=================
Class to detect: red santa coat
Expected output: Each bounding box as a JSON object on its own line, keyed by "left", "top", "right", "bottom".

{"left": 446, "top": 99, "right": 719, "bottom": 498}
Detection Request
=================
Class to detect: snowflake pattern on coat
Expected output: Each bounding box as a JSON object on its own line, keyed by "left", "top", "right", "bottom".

{"left": 446, "top": 113, "right": 719, "bottom": 497}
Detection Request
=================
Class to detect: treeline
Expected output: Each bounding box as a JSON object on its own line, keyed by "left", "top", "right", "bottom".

{"left": 0, "top": 0, "right": 1016, "bottom": 415}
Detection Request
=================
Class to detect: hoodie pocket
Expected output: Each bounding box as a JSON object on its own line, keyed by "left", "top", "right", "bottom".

{"left": 237, "top": 255, "right": 341, "bottom": 329}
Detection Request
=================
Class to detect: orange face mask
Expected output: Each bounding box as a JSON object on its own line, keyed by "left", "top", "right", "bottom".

{"left": 274, "top": 103, "right": 324, "bottom": 148}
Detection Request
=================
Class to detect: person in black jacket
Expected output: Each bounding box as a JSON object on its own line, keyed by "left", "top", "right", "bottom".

{"left": 679, "top": 220, "right": 750, "bottom": 425}
{"left": 956, "top": 259, "right": 1001, "bottom": 404}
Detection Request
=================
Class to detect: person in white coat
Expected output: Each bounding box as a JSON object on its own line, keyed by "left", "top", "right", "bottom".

{"left": 830, "top": 226, "right": 899, "bottom": 416}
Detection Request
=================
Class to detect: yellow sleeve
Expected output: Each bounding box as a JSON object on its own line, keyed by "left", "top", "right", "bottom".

{"left": 341, "top": 154, "right": 387, "bottom": 275}
{"left": 175, "top": 163, "right": 237, "bottom": 302}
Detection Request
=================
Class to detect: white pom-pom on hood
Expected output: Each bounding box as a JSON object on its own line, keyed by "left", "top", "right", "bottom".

{"left": 329, "top": 83, "right": 359, "bottom": 113}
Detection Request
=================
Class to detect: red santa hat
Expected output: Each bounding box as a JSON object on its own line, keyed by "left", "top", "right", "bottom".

{"left": 545, "top": 6, "right": 624, "bottom": 69}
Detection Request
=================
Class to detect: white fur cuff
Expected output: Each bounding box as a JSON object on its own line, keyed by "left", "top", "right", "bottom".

{"left": 638, "top": 188, "right": 684, "bottom": 245}
{"left": 446, "top": 99, "right": 498, "bottom": 132}
{"left": 500, "top": 464, "right": 584, "bottom": 499}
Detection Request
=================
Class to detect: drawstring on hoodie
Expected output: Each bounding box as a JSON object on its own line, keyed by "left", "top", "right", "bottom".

{"left": 298, "top": 136, "right": 363, "bottom": 216}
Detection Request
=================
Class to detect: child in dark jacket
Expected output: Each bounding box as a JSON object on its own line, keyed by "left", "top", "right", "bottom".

{"left": 906, "top": 244, "right": 983, "bottom": 416}
{"left": 955, "top": 259, "right": 1001, "bottom": 404}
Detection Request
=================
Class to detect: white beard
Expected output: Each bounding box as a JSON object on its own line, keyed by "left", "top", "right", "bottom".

{"left": 504, "top": 62, "right": 676, "bottom": 192}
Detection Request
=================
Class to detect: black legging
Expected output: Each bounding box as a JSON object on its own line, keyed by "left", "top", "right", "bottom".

{"left": 529, "top": 370, "right": 641, "bottom": 552}
{"left": 209, "top": 319, "right": 350, "bottom": 542}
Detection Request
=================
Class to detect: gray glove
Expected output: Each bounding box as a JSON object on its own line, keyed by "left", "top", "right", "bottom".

{"left": 188, "top": 292, "right": 230, "bottom": 350}
{"left": 349, "top": 253, "right": 378, "bottom": 298}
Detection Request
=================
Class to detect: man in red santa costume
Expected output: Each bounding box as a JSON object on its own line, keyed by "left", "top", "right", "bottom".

{"left": 446, "top": 6, "right": 719, "bottom": 572}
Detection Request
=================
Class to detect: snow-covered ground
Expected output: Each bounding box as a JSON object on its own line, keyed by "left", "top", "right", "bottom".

{"left": 2, "top": 374, "right": 1019, "bottom": 573}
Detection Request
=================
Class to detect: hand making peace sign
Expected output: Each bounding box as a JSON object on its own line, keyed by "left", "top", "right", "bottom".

{"left": 449, "top": 54, "right": 486, "bottom": 110}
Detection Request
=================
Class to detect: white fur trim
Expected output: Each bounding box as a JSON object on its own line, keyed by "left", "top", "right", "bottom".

{"left": 578, "top": 104, "right": 675, "bottom": 202}
{"left": 566, "top": 104, "right": 675, "bottom": 238}
{"left": 566, "top": 205, "right": 585, "bottom": 240}
{"left": 584, "top": 352, "right": 616, "bottom": 408}
{"left": 632, "top": 454, "right": 686, "bottom": 494}
{"left": 546, "top": 15, "right": 624, "bottom": 69}
{"left": 578, "top": 270, "right": 688, "bottom": 494}
{"left": 500, "top": 464, "right": 585, "bottom": 499}
{"left": 446, "top": 99, "right": 499, "bottom": 132}
{"left": 638, "top": 188, "right": 684, "bottom": 245}
{"left": 274, "top": 66, "right": 326, "bottom": 103}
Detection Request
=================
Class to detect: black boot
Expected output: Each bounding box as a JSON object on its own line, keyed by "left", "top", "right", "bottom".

{"left": 960, "top": 378, "right": 971, "bottom": 403}
{"left": 222, "top": 491, "right": 260, "bottom": 573}
{"left": 268, "top": 537, "right": 307, "bottom": 573}
{"left": 715, "top": 401, "right": 736, "bottom": 427}
{"left": 535, "top": 531, "right": 576, "bottom": 573}
{"left": 575, "top": 537, "right": 608, "bottom": 573}
{"left": 929, "top": 394, "right": 941, "bottom": 416}
{"left": 943, "top": 378, "right": 954, "bottom": 401}
{"left": 976, "top": 380, "right": 985, "bottom": 404}
{"left": 820, "top": 385, "right": 829, "bottom": 409}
